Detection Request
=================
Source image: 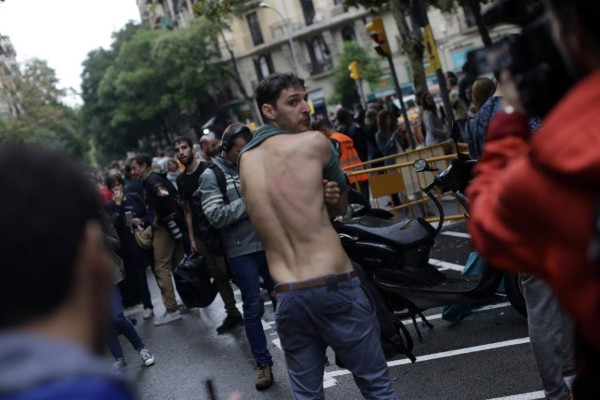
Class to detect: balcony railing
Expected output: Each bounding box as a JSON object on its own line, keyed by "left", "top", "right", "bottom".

{"left": 309, "top": 59, "right": 333, "bottom": 75}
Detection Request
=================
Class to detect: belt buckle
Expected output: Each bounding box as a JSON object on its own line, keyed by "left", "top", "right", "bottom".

{"left": 325, "top": 275, "right": 339, "bottom": 292}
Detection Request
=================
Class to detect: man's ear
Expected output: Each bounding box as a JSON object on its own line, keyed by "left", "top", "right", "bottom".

{"left": 261, "top": 103, "right": 277, "bottom": 121}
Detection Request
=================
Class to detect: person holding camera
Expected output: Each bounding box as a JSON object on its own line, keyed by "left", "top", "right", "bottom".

{"left": 173, "top": 135, "right": 243, "bottom": 334}
{"left": 130, "top": 154, "right": 187, "bottom": 326}
{"left": 105, "top": 175, "right": 155, "bottom": 320}
{"left": 468, "top": 1, "right": 600, "bottom": 397}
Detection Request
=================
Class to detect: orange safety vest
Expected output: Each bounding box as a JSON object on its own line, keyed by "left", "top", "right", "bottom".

{"left": 330, "top": 132, "right": 369, "bottom": 184}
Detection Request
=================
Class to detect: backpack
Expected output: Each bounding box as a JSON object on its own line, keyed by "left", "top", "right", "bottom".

{"left": 191, "top": 163, "right": 229, "bottom": 256}
{"left": 337, "top": 263, "right": 416, "bottom": 368}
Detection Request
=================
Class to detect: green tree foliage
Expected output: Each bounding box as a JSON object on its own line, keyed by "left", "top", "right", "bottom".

{"left": 0, "top": 59, "right": 88, "bottom": 158}
{"left": 81, "top": 20, "right": 223, "bottom": 161}
{"left": 330, "top": 41, "right": 381, "bottom": 105}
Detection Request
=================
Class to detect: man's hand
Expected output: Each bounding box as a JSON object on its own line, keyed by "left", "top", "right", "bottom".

{"left": 323, "top": 180, "right": 341, "bottom": 207}
{"left": 500, "top": 70, "right": 528, "bottom": 116}
{"left": 112, "top": 188, "right": 124, "bottom": 206}
{"left": 190, "top": 239, "right": 197, "bottom": 253}
{"left": 131, "top": 217, "right": 142, "bottom": 227}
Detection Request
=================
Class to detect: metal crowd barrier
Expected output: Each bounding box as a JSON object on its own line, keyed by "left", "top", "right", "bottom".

{"left": 344, "top": 140, "right": 469, "bottom": 223}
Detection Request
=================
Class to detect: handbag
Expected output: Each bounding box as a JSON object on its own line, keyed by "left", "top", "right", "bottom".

{"left": 134, "top": 225, "right": 153, "bottom": 249}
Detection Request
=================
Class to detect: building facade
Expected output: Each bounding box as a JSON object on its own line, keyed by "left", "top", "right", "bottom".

{"left": 137, "top": 0, "right": 515, "bottom": 123}
{"left": 0, "top": 35, "right": 21, "bottom": 117}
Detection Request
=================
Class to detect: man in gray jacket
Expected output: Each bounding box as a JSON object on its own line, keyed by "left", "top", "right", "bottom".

{"left": 198, "top": 123, "right": 276, "bottom": 391}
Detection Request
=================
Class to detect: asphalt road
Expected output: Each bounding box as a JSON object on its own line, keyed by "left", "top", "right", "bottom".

{"left": 119, "top": 220, "right": 544, "bottom": 400}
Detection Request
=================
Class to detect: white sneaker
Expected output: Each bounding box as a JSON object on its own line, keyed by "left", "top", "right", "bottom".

{"left": 153, "top": 310, "right": 182, "bottom": 326}
{"left": 139, "top": 348, "right": 155, "bottom": 366}
{"left": 142, "top": 308, "right": 154, "bottom": 320}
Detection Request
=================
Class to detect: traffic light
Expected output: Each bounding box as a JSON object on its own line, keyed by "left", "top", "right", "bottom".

{"left": 348, "top": 61, "right": 361, "bottom": 80}
{"left": 365, "top": 16, "right": 390, "bottom": 57}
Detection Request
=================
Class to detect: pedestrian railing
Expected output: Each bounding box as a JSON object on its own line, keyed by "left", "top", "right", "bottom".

{"left": 344, "top": 140, "right": 469, "bottom": 223}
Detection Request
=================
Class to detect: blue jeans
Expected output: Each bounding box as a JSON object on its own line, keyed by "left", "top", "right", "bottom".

{"left": 107, "top": 286, "right": 144, "bottom": 360}
{"left": 275, "top": 277, "right": 397, "bottom": 400}
{"left": 228, "top": 251, "right": 275, "bottom": 366}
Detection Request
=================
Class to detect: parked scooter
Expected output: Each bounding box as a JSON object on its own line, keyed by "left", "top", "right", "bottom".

{"left": 334, "top": 153, "right": 526, "bottom": 340}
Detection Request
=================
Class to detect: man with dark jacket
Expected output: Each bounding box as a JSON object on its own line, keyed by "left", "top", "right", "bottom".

{"left": 130, "top": 154, "right": 186, "bottom": 326}
{"left": 0, "top": 144, "right": 135, "bottom": 400}
{"left": 197, "top": 124, "right": 276, "bottom": 391}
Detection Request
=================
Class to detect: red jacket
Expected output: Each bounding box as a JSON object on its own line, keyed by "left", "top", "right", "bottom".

{"left": 468, "top": 72, "right": 600, "bottom": 352}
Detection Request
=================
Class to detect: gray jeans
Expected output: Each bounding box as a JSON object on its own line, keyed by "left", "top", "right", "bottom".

{"left": 522, "top": 274, "right": 574, "bottom": 400}
{"left": 275, "top": 277, "right": 397, "bottom": 400}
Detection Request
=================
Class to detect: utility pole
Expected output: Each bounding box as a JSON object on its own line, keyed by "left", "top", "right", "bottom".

{"left": 365, "top": 17, "right": 416, "bottom": 149}
{"left": 411, "top": 0, "right": 455, "bottom": 126}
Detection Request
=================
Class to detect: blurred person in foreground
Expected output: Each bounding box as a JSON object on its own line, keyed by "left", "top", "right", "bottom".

{"left": 239, "top": 73, "right": 396, "bottom": 399}
{"left": 0, "top": 144, "right": 135, "bottom": 400}
{"left": 468, "top": 1, "right": 600, "bottom": 397}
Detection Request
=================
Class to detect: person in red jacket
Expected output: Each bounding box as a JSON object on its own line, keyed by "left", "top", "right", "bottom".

{"left": 467, "top": 1, "right": 600, "bottom": 397}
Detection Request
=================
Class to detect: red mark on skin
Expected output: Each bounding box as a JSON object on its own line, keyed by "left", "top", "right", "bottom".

{"left": 273, "top": 174, "right": 309, "bottom": 212}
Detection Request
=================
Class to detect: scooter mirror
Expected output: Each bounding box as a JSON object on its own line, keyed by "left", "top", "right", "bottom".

{"left": 412, "top": 159, "right": 430, "bottom": 172}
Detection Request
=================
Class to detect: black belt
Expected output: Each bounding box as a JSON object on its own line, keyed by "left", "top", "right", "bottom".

{"left": 274, "top": 270, "right": 357, "bottom": 293}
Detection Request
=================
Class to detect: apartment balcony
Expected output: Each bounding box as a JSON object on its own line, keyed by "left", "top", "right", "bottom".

{"left": 308, "top": 59, "right": 333, "bottom": 75}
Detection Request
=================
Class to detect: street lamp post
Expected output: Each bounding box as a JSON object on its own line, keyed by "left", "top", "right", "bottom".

{"left": 259, "top": 2, "right": 301, "bottom": 77}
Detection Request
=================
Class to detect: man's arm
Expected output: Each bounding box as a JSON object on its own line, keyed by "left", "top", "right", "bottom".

{"left": 183, "top": 201, "right": 197, "bottom": 252}
{"left": 199, "top": 169, "right": 248, "bottom": 229}
{"left": 322, "top": 139, "right": 349, "bottom": 218}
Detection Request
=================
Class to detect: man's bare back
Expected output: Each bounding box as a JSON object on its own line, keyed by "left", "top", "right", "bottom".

{"left": 240, "top": 130, "right": 352, "bottom": 283}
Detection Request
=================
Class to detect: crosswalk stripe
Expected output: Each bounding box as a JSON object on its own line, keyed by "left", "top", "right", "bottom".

{"left": 323, "top": 337, "right": 530, "bottom": 388}
{"left": 486, "top": 391, "right": 545, "bottom": 400}
{"left": 429, "top": 258, "right": 465, "bottom": 272}
{"left": 441, "top": 231, "right": 472, "bottom": 239}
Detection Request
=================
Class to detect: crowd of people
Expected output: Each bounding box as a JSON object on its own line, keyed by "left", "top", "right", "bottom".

{"left": 1, "top": 1, "right": 599, "bottom": 399}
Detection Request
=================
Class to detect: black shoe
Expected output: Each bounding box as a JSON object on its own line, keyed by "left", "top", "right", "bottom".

{"left": 216, "top": 314, "right": 243, "bottom": 334}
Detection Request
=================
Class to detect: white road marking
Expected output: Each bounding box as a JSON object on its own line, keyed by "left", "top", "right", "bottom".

{"left": 322, "top": 337, "right": 530, "bottom": 388}
{"left": 441, "top": 231, "right": 472, "bottom": 239}
{"left": 429, "top": 258, "right": 465, "bottom": 272}
{"left": 486, "top": 391, "right": 545, "bottom": 400}
{"left": 399, "top": 302, "right": 511, "bottom": 324}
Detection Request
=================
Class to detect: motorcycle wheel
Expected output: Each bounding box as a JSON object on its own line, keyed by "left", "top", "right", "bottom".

{"left": 504, "top": 272, "right": 527, "bottom": 317}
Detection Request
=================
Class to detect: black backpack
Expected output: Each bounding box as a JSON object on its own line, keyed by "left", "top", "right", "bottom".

{"left": 191, "top": 163, "right": 229, "bottom": 256}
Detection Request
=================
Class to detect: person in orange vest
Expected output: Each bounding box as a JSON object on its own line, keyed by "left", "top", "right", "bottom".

{"left": 312, "top": 119, "right": 370, "bottom": 201}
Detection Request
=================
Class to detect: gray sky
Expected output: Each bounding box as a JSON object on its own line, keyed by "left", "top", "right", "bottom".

{"left": 0, "top": 0, "right": 141, "bottom": 105}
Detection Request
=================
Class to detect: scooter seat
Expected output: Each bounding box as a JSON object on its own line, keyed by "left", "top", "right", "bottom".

{"left": 335, "top": 216, "right": 437, "bottom": 250}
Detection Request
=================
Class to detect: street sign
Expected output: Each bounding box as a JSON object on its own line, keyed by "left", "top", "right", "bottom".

{"left": 423, "top": 25, "right": 442, "bottom": 70}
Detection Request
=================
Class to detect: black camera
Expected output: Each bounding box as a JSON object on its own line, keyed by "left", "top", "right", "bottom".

{"left": 466, "top": 0, "right": 574, "bottom": 117}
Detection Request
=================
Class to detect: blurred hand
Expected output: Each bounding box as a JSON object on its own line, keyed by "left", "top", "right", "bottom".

{"left": 131, "top": 217, "right": 142, "bottom": 227}
{"left": 500, "top": 70, "right": 527, "bottom": 116}
{"left": 112, "top": 188, "right": 124, "bottom": 205}
{"left": 323, "top": 180, "right": 341, "bottom": 207}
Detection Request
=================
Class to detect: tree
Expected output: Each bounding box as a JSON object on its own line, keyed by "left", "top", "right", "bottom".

{"left": 0, "top": 59, "right": 88, "bottom": 158}
{"left": 330, "top": 41, "right": 381, "bottom": 106}
{"left": 81, "top": 20, "right": 223, "bottom": 161}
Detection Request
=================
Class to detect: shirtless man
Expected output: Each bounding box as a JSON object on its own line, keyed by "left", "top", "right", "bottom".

{"left": 239, "top": 73, "right": 396, "bottom": 399}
